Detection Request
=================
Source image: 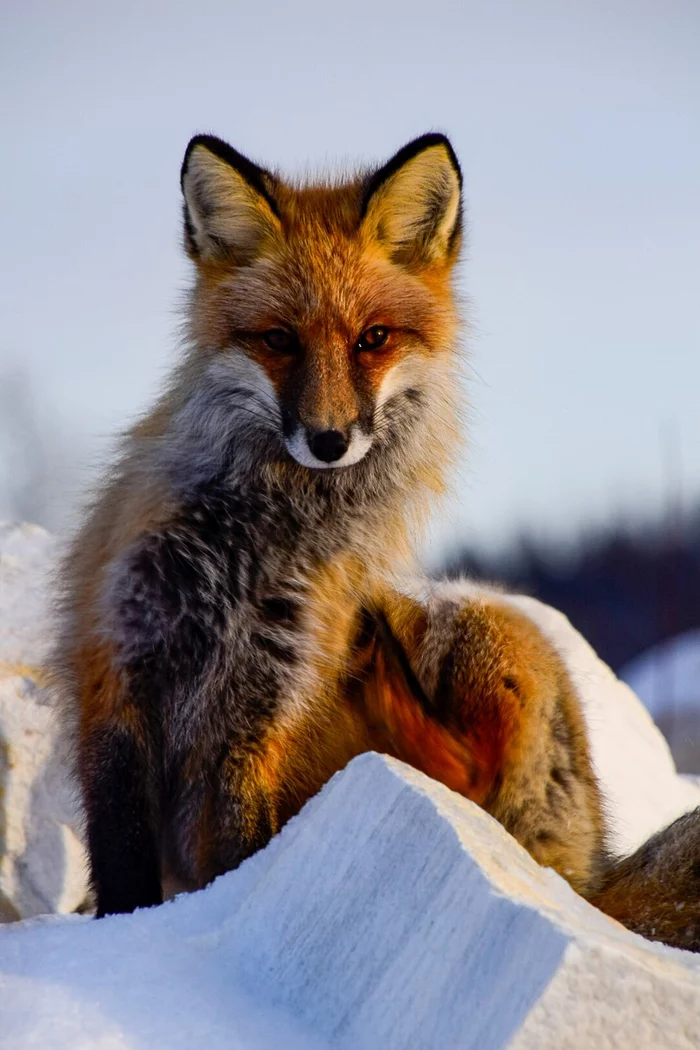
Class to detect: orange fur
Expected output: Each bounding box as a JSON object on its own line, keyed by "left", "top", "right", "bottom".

{"left": 360, "top": 634, "right": 507, "bottom": 804}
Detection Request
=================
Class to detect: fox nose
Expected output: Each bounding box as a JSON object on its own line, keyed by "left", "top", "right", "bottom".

{"left": 307, "top": 428, "right": 349, "bottom": 463}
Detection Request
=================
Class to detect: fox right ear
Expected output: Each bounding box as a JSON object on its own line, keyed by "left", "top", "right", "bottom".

{"left": 180, "top": 135, "right": 281, "bottom": 263}
{"left": 361, "top": 133, "right": 463, "bottom": 266}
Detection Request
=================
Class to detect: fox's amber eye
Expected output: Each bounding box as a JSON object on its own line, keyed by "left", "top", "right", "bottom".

{"left": 263, "top": 329, "right": 298, "bottom": 354}
{"left": 356, "top": 326, "right": 389, "bottom": 352}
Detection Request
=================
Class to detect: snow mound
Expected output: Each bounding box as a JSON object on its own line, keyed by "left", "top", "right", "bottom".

{"left": 0, "top": 521, "right": 57, "bottom": 668}
{"left": 1, "top": 754, "right": 699, "bottom": 1050}
{"left": 0, "top": 523, "right": 87, "bottom": 919}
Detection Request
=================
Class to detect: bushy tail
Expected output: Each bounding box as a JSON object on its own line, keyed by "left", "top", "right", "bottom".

{"left": 591, "top": 808, "right": 700, "bottom": 952}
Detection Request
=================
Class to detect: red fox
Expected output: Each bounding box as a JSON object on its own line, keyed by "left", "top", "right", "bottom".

{"left": 54, "top": 133, "right": 700, "bottom": 953}
{"left": 54, "top": 132, "right": 465, "bottom": 916}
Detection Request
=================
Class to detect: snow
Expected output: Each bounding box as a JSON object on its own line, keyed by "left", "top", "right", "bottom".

{"left": 0, "top": 682, "right": 86, "bottom": 918}
{"left": 0, "top": 840, "right": 327, "bottom": 1050}
{"left": 620, "top": 629, "right": 700, "bottom": 721}
{"left": 2, "top": 754, "right": 700, "bottom": 1050}
{"left": 0, "top": 523, "right": 87, "bottom": 918}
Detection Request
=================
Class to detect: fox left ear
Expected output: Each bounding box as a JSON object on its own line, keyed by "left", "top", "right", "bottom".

{"left": 361, "top": 133, "right": 463, "bottom": 265}
{"left": 180, "top": 134, "right": 281, "bottom": 264}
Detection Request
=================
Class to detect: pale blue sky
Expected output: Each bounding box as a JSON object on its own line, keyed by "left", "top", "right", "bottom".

{"left": 1, "top": 1, "right": 698, "bottom": 560}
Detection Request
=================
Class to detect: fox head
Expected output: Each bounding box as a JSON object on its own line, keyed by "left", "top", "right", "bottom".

{"left": 176, "top": 132, "right": 463, "bottom": 484}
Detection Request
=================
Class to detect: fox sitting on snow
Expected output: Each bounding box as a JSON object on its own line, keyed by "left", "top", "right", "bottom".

{"left": 54, "top": 133, "right": 700, "bottom": 951}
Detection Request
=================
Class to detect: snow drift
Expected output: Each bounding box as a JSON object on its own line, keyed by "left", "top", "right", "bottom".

{"left": 2, "top": 754, "right": 700, "bottom": 1050}
{"left": 0, "top": 523, "right": 86, "bottom": 918}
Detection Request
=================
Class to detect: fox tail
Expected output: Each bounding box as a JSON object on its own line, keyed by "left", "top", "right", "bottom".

{"left": 591, "top": 807, "right": 700, "bottom": 952}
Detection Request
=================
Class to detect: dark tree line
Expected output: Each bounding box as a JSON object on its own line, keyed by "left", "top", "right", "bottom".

{"left": 442, "top": 507, "right": 700, "bottom": 673}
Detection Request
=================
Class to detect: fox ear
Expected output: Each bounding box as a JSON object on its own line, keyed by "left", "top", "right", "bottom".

{"left": 361, "top": 134, "right": 463, "bottom": 265}
{"left": 180, "top": 135, "right": 281, "bottom": 263}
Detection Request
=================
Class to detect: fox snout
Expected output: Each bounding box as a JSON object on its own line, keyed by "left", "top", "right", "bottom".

{"left": 309, "top": 429, "right": 348, "bottom": 462}
{"left": 285, "top": 423, "right": 373, "bottom": 470}
{"left": 280, "top": 353, "right": 375, "bottom": 470}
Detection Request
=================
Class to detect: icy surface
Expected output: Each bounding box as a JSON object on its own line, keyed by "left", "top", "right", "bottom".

{"left": 2, "top": 754, "right": 700, "bottom": 1050}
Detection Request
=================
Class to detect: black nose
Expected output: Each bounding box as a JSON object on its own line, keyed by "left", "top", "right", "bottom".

{"left": 308, "top": 429, "right": 349, "bottom": 463}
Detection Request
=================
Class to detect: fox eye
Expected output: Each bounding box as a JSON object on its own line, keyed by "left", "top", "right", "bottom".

{"left": 356, "top": 325, "right": 389, "bottom": 352}
{"left": 263, "top": 329, "right": 298, "bottom": 354}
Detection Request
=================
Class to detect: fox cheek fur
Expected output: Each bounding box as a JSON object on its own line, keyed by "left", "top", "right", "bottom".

{"left": 54, "top": 131, "right": 465, "bottom": 917}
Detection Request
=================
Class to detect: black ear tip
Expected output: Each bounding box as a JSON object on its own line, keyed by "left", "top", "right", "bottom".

{"left": 180, "top": 133, "right": 230, "bottom": 189}
{"left": 361, "top": 132, "right": 462, "bottom": 218}
{"left": 400, "top": 132, "right": 462, "bottom": 184}
{"left": 179, "top": 134, "right": 279, "bottom": 217}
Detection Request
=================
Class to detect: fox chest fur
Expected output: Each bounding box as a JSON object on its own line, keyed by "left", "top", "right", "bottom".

{"left": 107, "top": 468, "right": 390, "bottom": 771}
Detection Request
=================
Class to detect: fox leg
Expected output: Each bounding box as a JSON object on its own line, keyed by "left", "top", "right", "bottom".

{"left": 77, "top": 668, "right": 163, "bottom": 917}
{"left": 79, "top": 527, "right": 229, "bottom": 916}
{"left": 353, "top": 610, "right": 497, "bottom": 803}
{"left": 356, "top": 590, "right": 608, "bottom": 898}
{"left": 190, "top": 750, "right": 280, "bottom": 886}
{"left": 88, "top": 523, "right": 316, "bottom": 906}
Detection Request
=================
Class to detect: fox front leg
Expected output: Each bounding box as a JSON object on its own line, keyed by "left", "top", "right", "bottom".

{"left": 100, "top": 518, "right": 289, "bottom": 905}
{"left": 190, "top": 748, "right": 281, "bottom": 887}
{"left": 91, "top": 525, "right": 234, "bottom": 914}
{"left": 79, "top": 706, "right": 163, "bottom": 917}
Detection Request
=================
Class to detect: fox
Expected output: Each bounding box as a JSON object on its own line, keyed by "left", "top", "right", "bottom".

{"left": 54, "top": 131, "right": 465, "bottom": 917}
{"left": 53, "top": 131, "right": 700, "bottom": 954}
{"left": 354, "top": 584, "right": 700, "bottom": 953}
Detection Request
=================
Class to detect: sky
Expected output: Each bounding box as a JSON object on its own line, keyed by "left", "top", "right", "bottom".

{"left": 1, "top": 0, "right": 699, "bottom": 562}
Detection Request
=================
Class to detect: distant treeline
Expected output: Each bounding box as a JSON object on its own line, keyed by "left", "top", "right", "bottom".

{"left": 442, "top": 507, "right": 700, "bottom": 673}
